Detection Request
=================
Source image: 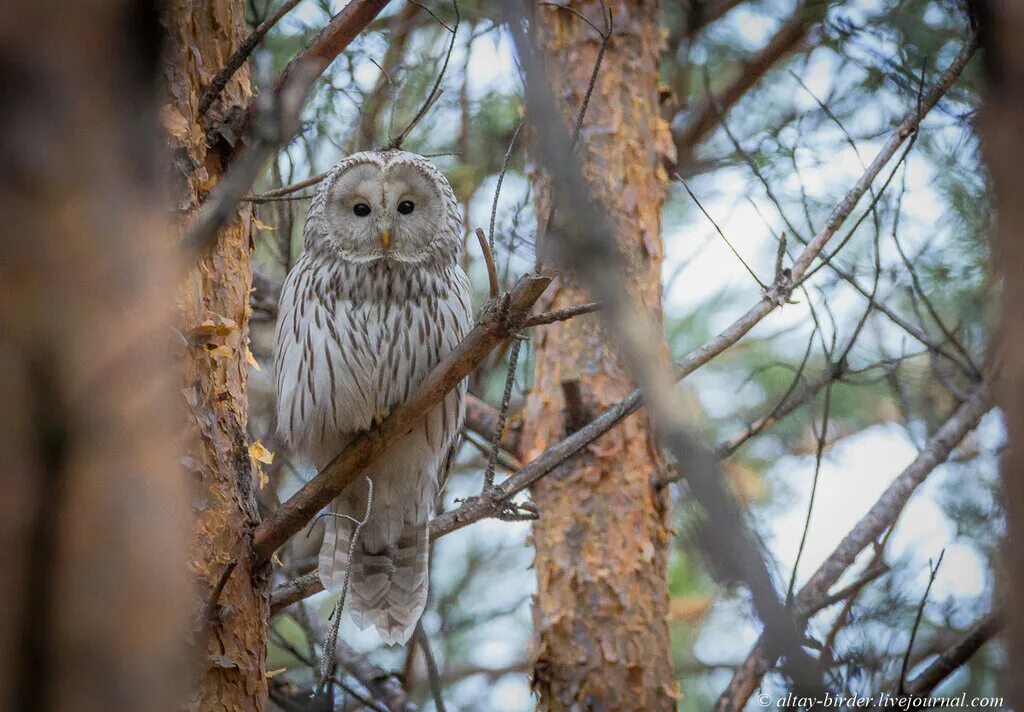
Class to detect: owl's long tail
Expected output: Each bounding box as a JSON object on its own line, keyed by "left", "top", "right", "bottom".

{"left": 318, "top": 502, "right": 429, "bottom": 646}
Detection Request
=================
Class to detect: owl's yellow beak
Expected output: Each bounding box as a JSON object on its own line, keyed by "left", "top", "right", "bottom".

{"left": 379, "top": 230, "right": 391, "bottom": 251}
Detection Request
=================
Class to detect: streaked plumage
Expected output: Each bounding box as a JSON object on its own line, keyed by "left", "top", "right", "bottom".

{"left": 274, "top": 151, "right": 472, "bottom": 644}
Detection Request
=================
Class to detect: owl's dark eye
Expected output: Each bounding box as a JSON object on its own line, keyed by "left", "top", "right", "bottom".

{"left": 397, "top": 200, "right": 415, "bottom": 215}
{"left": 353, "top": 203, "right": 371, "bottom": 217}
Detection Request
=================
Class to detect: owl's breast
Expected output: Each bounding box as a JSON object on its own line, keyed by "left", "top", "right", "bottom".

{"left": 274, "top": 256, "right": 472, "bottom": 457}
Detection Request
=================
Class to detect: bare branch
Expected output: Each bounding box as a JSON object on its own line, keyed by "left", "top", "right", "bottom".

{"left": 488, "top": 120, "right": 524, "bottom": 253}
{"left": 483, "top": 338, "right": 521, "bottom": 490}
{"left": 716, "top": 382, "right": 992, "bottom": 711}
{"left": 677, "top": 174, "right": 767, "bottom": 289}
{"left": 673, "top": 1, "right": 826, "bottom": 160}
{"left": 524, "top": 301, "right": 602, "bottom": 327}
{"left": 903, "top": 610, "right": 1002, "bottom": 698}
{"left": 253, "top": 170, "right": 330, "bottom": 200}
{"left": 474, "top": 227, "right": 500, "bottom": 299}
{"left": 413, "top": 623, "right": 447, "bottom": 712}
{"left": 314, "top": 479, "right": 373, "bottom": 699}
{"left": 898, "top": 550, "right": 945, "bottom": 696}
{"left": 216, "top": 0, "right": 393, "bottom": 160}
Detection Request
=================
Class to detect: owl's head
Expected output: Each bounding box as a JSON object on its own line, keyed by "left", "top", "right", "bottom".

{"left": 306, "top": 150, "right": 461, "bottom": 265}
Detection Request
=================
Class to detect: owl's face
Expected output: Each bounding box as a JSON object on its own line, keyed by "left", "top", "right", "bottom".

{"left": 317, "top": 152, "right": 456, "bottom": 264}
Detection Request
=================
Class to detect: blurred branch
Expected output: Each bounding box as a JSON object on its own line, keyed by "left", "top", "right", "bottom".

{"left": 413, "top": 624, "right": 447, "bottom": 712}
{"left": 252, "top": 272, "right": 552, "bottom": 562}
{"left": 215, "top": 0, "right": 393, "bottom": 161}
{"left": 902, "top": 609, "right": 1002, "bottom": 698}
{"left": 717, "top": 381, "right": 992, "bottom": 711}
{"left": 673, "top": 0, "right": 826, "bottom": 163}
{"left": 185, "top": 58, "right": 318, "bottom": 255}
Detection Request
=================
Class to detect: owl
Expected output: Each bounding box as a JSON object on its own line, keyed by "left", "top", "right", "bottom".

{"left": 274, "top": 150, "right": 473, "bottom": 645}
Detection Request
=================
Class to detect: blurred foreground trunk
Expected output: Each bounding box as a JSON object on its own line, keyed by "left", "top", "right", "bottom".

{"left": 161, "top": 1, "right": 267, "bottom": 708}
{"left": 0, "top": 2, "right": 188, "bottom": 711}
{"left": 521, "top": 1, "right": 679, "bottom": 709}
{"left": 977, "top": 1, "right": 1024, "bottom": 708}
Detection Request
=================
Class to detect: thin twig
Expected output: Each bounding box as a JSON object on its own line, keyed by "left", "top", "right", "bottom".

{"left": 253, "top": 171, "right": 330, "bottom": 200}
{"left": 414, "top": 622, "right": 448, "bottom": 712}
{"left": 384, "top": 0, "right": 459, "bottom": 150}
{"left": 204, "top": 559, "right": 238, "bottom": 623}
{"left": 524, "top": 301, "right": 601, "bottom": 327}
{"left": 677, "top": 175, "right": 767, "bottom": 290}
{"left": 314, "top": 478, "right": 374, "bottom": 699}
{"left": 474, "top": 228, "right": 500, "bottom": 299}
{"left": 898, "top": 549, "right": 945, "bottom": 696}
{"left": 786, "top": 378, "right": 833, "bottom": 603}
{"left": 483, "top": 338, "right": 521, "bottom": 490}
{"left": 488, "top": 121, "right": 524, "bottom": 253}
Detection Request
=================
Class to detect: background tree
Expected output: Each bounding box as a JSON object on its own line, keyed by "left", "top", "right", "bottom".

{"left": 519, "top": 2, "right": 679, "bottom": 709}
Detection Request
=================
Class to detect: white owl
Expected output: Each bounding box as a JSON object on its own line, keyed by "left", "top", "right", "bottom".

{"left": 274, "top": 151, "right": 473, "bottom": 645}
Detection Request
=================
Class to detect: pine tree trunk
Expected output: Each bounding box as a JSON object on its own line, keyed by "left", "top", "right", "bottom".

{"left": 161, "top": 1, "right": 268, "bottom": 708}
{"left": 521, "top": 1, "right": 679, "bottom": 709}
{"left": 0, "top": 2, "right": 189, "bottom": 711}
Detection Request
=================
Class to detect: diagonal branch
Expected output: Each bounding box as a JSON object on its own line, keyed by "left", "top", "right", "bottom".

{"left": 213, "top": 0, "right": 393, "bottom": 160}
{"left": 673, "top": 0, "right": 827, "bottom": 162}
{"left": 252, "top": 272, "right": 551, "bottom": 562}
{"left": 716, "top": 381, "right": 992, "bottom": 711}
{"left": 903, "top": 609, "right": 1002, "bottom": 698}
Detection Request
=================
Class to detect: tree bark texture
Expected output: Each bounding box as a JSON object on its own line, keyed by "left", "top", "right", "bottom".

{"left": 976, "top": 1, "right": 1024, "bottom": 708}
{"left": 161, "top": 1, "right": 267, "bottom": 709}
{"left": 0, "top": 2, "right": 189, "bottom": 711}
{"left": 521, "top": 1, "right": 679, "bottom": 709}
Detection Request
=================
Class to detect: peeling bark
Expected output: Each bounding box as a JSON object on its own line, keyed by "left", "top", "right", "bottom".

{"left": 522, "top": 2, "right": 679, "bottom": 709}
{"left": 161, "top": 1, "right": 268, "bottom": 709}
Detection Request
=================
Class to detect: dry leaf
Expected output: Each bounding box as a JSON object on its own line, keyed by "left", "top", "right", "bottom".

{"left": 249, "top": 440, "right": 274, "bottom": 464}
{"left": 253, "top": 216, "right": 276, "bottom": 231}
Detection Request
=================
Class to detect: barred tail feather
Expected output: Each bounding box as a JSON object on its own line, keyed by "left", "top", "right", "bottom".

{"left": 318, "top": 508, "right": 429, "bottom": 646}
